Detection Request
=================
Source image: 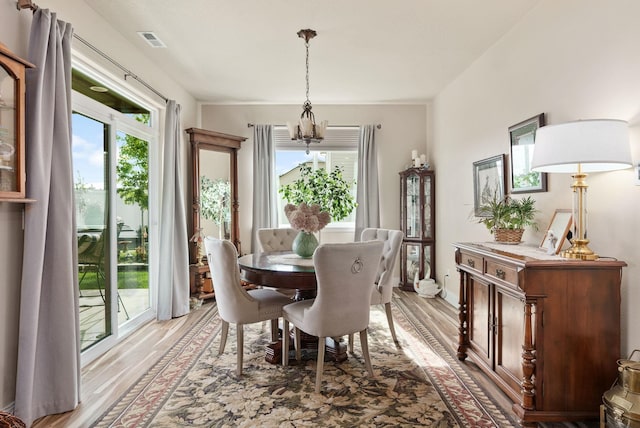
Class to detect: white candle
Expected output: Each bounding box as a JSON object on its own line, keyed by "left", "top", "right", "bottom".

{"left": 411, "top": 150, "right": 418, "bottom": 160}
{"left": 420, "top": 154, "right": 426, "bottom": 165}
{"left": 414, "top": 158, "right": 420, "bottom": 167}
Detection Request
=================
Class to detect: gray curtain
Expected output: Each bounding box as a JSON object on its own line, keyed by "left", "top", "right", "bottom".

{"left": 354, "top": 124, "right": 380, "bottom": 240}
{"left": 15, "top": 9, "right": 80, "bottom": 426}
{"left": 157, "top": 101, "right": 190, "bottom": 320}
{"left": 251, "top": 125, "right": 277, "bottom": 252}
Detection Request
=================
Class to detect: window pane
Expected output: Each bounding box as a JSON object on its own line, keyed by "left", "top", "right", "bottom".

{"left": 116, "top": 126, "right": 150, "bottom": 320}
{"left": 275, "top": 150, "right": 357, "bottom": 226}
{"left": 74, "top": 112, "right": 110, "bottom": 351}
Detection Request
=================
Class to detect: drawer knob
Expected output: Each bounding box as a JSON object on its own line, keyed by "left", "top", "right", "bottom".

{"left": 495, "top": 268, "right": 505, "bottom": 279}
{"left": 467, "top": 258, "right": 475, "bottom": 268}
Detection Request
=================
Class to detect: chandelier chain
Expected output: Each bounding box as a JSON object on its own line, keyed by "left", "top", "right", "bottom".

{"left": 305, "top": 39, "right": 310, "bottom": 103}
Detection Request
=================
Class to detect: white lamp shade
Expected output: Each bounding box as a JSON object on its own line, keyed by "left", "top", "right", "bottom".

{"left": 531, "top": 119, "right": 632, "bottom": 173}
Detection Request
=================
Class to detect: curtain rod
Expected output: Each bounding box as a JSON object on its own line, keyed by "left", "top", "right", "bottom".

{"left": 248, "top": 123, "right": 382, "bottom": 129}
{"left": 17, "top": 0, "right": 169, "bottom": 104}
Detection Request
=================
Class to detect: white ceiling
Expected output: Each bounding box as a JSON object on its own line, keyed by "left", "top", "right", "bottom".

{"left": 84, "top": 0, "right": 540, "bottom": 104}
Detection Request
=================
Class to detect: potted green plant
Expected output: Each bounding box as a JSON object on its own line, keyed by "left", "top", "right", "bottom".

{"left": 279, "top": 165, "right": 357, "bottom": 257}
{"left": 477, "top": 194, "right": 538, "bottom": 243}
{"left": 279, "top": 165, "right": 357, "bottom": 222}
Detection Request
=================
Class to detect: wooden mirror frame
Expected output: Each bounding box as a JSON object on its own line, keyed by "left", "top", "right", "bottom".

{"left": 186, "top": 128, "right": 246, "bottom": 264}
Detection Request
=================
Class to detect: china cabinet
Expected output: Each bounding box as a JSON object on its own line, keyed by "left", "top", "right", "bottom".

{"left": 399, "top": 167, "right": 435, "bottom": 290}
{"left": 454, "top": 242, "right": 624, "bottom": 426}
{"left": 0, "top": 42, "right": 34, "bottom": 201}
{"left": 186, "top": 127, "right": 245, "bottom": 299}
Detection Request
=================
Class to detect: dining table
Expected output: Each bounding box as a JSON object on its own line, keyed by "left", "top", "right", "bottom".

{"left": 237, "top": 251, "right": 348, "bottom": 364}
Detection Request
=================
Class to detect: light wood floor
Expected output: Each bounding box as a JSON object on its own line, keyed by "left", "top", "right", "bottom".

{"left": 33, "top": 300, "right": 214, "bottom": 428}
{"left": 31, "top": 291, "right": 523, "bottom": 427}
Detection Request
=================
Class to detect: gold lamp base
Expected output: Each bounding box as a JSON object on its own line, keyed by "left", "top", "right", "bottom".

{"left": 560, "top": 239, "right": 598, "bottom": 261}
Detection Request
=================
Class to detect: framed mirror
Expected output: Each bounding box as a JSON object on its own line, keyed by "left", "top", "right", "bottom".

{"left": 186, "top": 128, "right": 245, "bottom": 265}
{"left": 509, "top": 113, "right": 546, "bottom": 194}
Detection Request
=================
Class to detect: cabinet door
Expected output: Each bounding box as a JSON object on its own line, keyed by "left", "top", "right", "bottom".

{"left": 400, "top": 241, "right": 434, "bottom": 288}
{"left": 0, "top": 55, "right": 27, "bottom": 199}
{"left": 494, "top": 288, "right": 525, "bottom": 398}
{"left": 422, "top": 173, "right": 433, "bottom": 240}
{"left": 404, "top": 172, "right": 421, "bottom": 238}
{"left": 468, "top": 276, "right": 493, "bottom": 371}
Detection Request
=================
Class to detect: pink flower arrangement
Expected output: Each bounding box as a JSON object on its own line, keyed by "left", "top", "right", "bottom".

{"left": 284, "top": 203, "right": 331, "bottom": 233}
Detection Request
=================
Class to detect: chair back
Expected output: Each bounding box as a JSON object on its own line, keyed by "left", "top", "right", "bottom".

{"left": 361, "top": 228, "right": 403, "bottom": 302}
{"left": 204, "top": 237, "right": 257, "bottom": 323}
{"left": 257, "top": 228, "right": 297, "bottom": 252}
{"left": 78, "top": 230, "right": 106, "bottom": 266}
{"left": 305, "top": 241, "right": 383, "bottom": 337}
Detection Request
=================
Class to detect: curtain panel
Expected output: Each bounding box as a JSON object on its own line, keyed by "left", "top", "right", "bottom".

{"left": 15, "top": 9, "right": 80, "bottom": 426}
{"left": 157, "top": 101, "right": 190, "bottom": 320}
{"left": 354, "top": 124, "right": 380, "bottom": 240}
{"left": 251, "top": 125, "right": 277, "bottom": 252}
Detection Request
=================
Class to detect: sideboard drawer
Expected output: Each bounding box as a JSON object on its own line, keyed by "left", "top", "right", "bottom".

{"left": 485, "top": 259, "right": 518, "bottom": 288}
{"left": 460, "top": 251, "right": 483, "bottom": 273}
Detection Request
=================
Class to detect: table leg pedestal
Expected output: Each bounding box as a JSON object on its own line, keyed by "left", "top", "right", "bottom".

{"left": 266, "top": 331, "right": 348, "bottom": 364}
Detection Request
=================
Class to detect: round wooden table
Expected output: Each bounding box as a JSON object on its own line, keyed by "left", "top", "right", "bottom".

{"left": 237, "top": 251, "right": 347, "bottom": 364}
{"left": 238, "top": 251, "right": 317, "bottom": 300}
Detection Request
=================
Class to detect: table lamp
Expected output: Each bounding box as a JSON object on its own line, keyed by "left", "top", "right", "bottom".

{"left": 531, "top": 119, "right": 632, "bottom": 260}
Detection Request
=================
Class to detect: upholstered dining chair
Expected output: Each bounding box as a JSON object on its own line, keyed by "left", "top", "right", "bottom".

{"left": 348, "top": 228, "right": 404, "bottom": 352}
{"left": 257, "top": 227, "right": 297, "bottom": 252}
{"left": 257, "top": 227, "right": 298, "bottom": 298}
{"left": 204, "top": 237, "right": 292, "bottom": 376}
{"left": 282, "top": 240, "right": 384, "bottom": 393}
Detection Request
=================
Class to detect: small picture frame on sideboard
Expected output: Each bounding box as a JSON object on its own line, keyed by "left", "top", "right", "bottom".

{"left": 540, "top": 209, "right": 572, "bottom": 255}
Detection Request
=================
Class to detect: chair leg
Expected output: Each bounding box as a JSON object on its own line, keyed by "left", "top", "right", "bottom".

{"left": 294, "top": 327, "right": 301, "bottom": 362}
{"left": 384, "top": 302, "right": 399, "bottom": 346}
{"left": 117, "top": 292, "right": 130, "bottom": 319}
{"left": 315, "top": 336, "right": 326, "bottom": 393}
{"left": 270, "top": 318, "right": 279, "bottom": 342}
{"left": 282, "top": 319, "right": 290, "bottom": 367}
{"left": 219, "top": 321, "right": 229, "bottom": 355}
{"left": 348, "top": 334, "right": 354, "bottom": 353}
{"left": 237, "top": 323, "right": 244, "bottom": 376}
{"left": 360, "top": 329, "right": 374, "bottom": 377}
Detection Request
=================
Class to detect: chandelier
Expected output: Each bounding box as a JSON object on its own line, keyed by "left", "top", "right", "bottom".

{"left": 286, "top": 29, "right": 328, "bottom": 154}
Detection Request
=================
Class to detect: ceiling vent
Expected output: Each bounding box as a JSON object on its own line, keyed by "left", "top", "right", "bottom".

{"left": 137, "top": 31, "right": 166, "bottom": 48}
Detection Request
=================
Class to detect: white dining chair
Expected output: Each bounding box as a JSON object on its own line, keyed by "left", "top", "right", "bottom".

{"left": 282, "top": 240, "right": 383, "bottom": 393}
{"left": 257, "top": 228, "right": 297, "bottom": 252}
{"left": 256, "top": 227, "right": 298, "bottom": 298}
{"left": 349, "top": 228, "right": 404, "bottom": 351}
{"left": 205, "top": 237, "right": 292, "bottom": 376}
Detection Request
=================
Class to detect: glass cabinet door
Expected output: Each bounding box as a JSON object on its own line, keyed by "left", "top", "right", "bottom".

{"left": 405, "top": 172, "right": 420, "bottom": 238}
{"left": 0, "top": 43, "right": 32, "bottom": 201}
{"left": 0, "top": 64, "right": 17, "bottom": 194}
{"left": 423, "top": 174, "right": 432, "bottom": 239}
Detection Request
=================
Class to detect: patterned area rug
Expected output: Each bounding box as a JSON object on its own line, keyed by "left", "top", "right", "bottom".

{"left": 92, "top": 296, "right": 519, "bottom": 427}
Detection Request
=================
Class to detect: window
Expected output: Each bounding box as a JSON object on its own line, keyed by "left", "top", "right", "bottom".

{"left": 274, "top": 126, "right": 359, "bottom": 228}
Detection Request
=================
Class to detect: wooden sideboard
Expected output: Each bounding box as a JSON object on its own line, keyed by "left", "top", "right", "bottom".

{"left": 453, "top": 242, "right": 625, "bottom": 426}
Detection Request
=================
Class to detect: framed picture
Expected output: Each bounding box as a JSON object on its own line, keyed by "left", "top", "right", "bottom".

{"left": 509, "top": 113, "right": 546, "bottom": 194}
{"left": 539, "top": 209, "right": 573, "bottom": 255}
{"left": 473, "top": 154, "right": 506, "bottom": 217}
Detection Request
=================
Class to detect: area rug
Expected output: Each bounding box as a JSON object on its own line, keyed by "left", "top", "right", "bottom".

{"left": 92, "top": 296, "right": 518, "bottom": 427}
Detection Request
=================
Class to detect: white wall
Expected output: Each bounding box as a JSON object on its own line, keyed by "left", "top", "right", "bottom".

{"left": 432, "top": 0, "right": 640, "bottom": 355}
{"left": 199, "top": 104, "right": 428, "bottom": 254}
{"left": 0, "top": 0, "right": 197, "bottom": 409}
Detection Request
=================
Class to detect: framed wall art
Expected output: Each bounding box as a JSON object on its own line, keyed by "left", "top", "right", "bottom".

{"left": 473, "top": 154, "right": 506, "bottom": 217}
{"left": 509, "top": 113, "right": 546, "bottom": 194}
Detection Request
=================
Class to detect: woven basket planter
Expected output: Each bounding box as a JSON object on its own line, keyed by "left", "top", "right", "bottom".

{"left": 494, "top": 228, "right": 524, "bottom": 244}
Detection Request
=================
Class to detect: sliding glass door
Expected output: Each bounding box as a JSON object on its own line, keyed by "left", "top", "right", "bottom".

{"left": 72, "top": 77, "right": 156, "bottom": 359}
